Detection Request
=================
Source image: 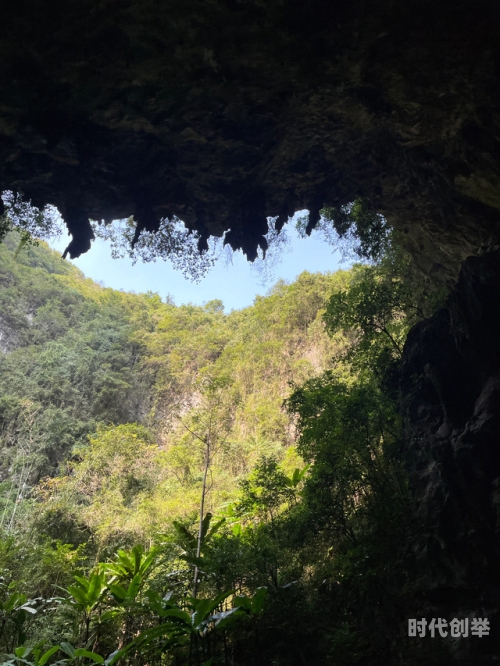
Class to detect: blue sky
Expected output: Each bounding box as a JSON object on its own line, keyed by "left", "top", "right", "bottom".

{"left": 48, "top": 214, "right": 349, "bottom": 312}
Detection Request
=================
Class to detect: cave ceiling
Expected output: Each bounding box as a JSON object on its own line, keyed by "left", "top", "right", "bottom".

{"left": 1, "top": 0, "right": 500, "bottom": 277}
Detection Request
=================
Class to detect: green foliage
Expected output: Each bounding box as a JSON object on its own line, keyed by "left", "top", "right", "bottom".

{"left": 44, "top": 424, "right": 169, "bottom": 545}
{"left": 0, "top": 242, "right": 149, "bottom": 499}
{"left": 1, "top": 191, "right": 64, "bottom": 250}
{"left": 322, "top": 247, "right": 447, "bottom": 389}
{"left": 102, "top": 588, "right": 247, "bottom": 665}
{"left": 58, "top": 644, "right": 104, "bottom": 663}
{"left": 296, "top": 199, "right": 390, "bottom": 262}
{"left": 324, "top": 266, "right": 407, "bottom": 356}
{"left": 61, "top": 574, "right": 107, "bottom": 649}
{"left": 274, "top": 242, "right": 446, "bottom": 664}
{"left": 0, "top": 588, "right": 38, "bottom": 653}
{"left": 65, "top": 573, "right": 107, "bottom": 617}
{"left": 100, "top": 545, "right": 156, "bottom": 584}
{"left": 0, "top": 536, "right": 266, "bottom": 665}
{"left": 0, "top": 229, "right": 450, "bottom": 664}
{"left": 284, "top": 464, "right": 310, "bottom": 489}
{"left": 236, "top": 457, "right": 297, "bottom": 523}
{"left": 286, "top": 373, "right": 407, "bottom": 543}
{"left": 3, "top": 644, "right": 63, "bottom": 666}
{"left": 91, "top": 216, "right": 219, "bottom": 282}
{"left": 173, "top": 514, "right": 224, "bottom": 558}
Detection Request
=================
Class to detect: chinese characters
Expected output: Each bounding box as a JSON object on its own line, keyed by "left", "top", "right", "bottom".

{"left": 408, "top": 618, "right": 490, "bottom": 638}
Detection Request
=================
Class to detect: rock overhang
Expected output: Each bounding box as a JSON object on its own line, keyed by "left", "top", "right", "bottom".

{"left": 1, "top": 0, "right": 499, "bottom": 278}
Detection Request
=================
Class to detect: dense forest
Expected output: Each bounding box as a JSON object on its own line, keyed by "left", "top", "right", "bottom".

{"left": 0, "top": 230, "right": 449, "bottom": 664}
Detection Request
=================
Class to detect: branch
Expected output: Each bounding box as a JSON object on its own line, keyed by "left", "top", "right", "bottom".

{"left": 380, "top": 326, "right": 403, "bottom": 355}
{"left": 179, "top": 420, "right": 207, "bottom": 446}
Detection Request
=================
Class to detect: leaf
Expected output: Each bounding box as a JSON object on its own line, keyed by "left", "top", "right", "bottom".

{"left": 100, "top": 608, "right": 121, "bottom": 622}
{"left": 72, "top": 575, "right": 90, "bottom": 590}
{"left": 19, "top": 604, "right": 37, "bottom": 615}
{"left": 132, "top": 544, "right": 143, "bottom": 575}
{"left": 233, "top": 587, "right": 267, "bottom": 614}
{"left": 73, "top": 649, "right": 105, "bottom": 663}
{"left": 206, "top": 517, "right": 225, "bottom": 541}
{"left": 191, "top": 598, "right": 213, "bottom": 630}
{"left": 179, "top": 554, "right": 205, "bottom": 569}
{"left": 129, "top": 622, "right": 189, "bottom": 652}
{"left": 190, "top": 590, "right": 234, "bottom": 630}
{"left": 160, "top": 608, "right": 192, "bottom": 625}
{"left": 142, "top": 588, "right": 174, "bottom": 614}
{"left": 59, "top": 642, "right": 77, "bottom": 658}
{"left": 14, "top": 646, "right": 30, "bottom": 658}
{"left": 172, "top": 521, "right": 197, "bottom": 550}
{"left": 232, "top": 595, "right": 252, "bottom": 611}
{"left": 104, "top": 647, "right": 129, "bottom": 666}
{"left": 201, "top": 512, "right": 213, "bottom": 540}
{"left": 65, "top": 586, "right": 87, "bottom": 606}
{"left": 138, "top": 550, "right": 155, "bottom": 576}
{"left": 211, "top": 608, "right": 246, "bottom": 630}
{"left": 251, "top": 587, "right": 268, "bottom": 613}
{"left": 4, "top": 592, "right": 27, "bottom": 612}
{"left": 87, "top": 573, "right": 106, "bottom": 606}
{"left": 38, "top": 646, "right": 61, "bottom": 666}
{"left": 126, "top": 573, "right": 142, "bottom": 601}
{"left": 107, "top": 583, "right": 127, "bottom": 602}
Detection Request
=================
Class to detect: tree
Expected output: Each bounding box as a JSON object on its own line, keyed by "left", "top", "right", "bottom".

{"left": 322, "top": 246, "right": 448, "bottom": 384}
{"left": 41, "top": 423, "right": 169, "bottom": 547}
{"left": 91, "top": 216, "right": 220, "bottom": 282}
{"left": 1, "top": 191, "right": 63, "bottom": 251}
{"left": 177, "top": 374, "right": 237, "bottom": 597}
{"left": 0, "top": 399, "right": 47, "bottom": 533}
{"left": 235, "top": 456, "right": 296, "bottom": 526}
{"left": 295, "top": 199, "right": 391, "bottom": 263}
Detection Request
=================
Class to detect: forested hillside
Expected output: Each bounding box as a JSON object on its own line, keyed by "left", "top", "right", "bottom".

{"left": 0, "top": 232, "right": 447, "bottom": 665}
{"left": 0, "top": 234, "right": 346, "bottom": 540}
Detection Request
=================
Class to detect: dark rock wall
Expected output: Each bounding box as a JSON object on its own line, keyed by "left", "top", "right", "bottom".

{"left": 401, "top": 250, "right": 500, "bottom": 660}
{"left": 1, "top": 0, "right": 500, "bottom": 275}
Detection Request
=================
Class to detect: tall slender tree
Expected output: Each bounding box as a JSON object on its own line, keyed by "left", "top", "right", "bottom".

{"left": 179, "top": 374, "right": 236, "bottom": 597}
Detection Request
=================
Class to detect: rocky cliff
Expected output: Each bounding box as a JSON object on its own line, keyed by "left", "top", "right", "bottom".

{"left": 402, "top": 249, "right": 500, "bottom": 661}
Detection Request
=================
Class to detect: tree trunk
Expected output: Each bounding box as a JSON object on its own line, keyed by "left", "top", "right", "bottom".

{"left": 193, "top": 437, "right": 210, "bottom": 598}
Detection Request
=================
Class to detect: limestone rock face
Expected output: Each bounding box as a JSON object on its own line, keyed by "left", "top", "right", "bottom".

{"left": 1, "top": 0, "right": 500, "bottom": 274}
{"left": 401, "top": 250, "right": 500, "bottom": 659}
